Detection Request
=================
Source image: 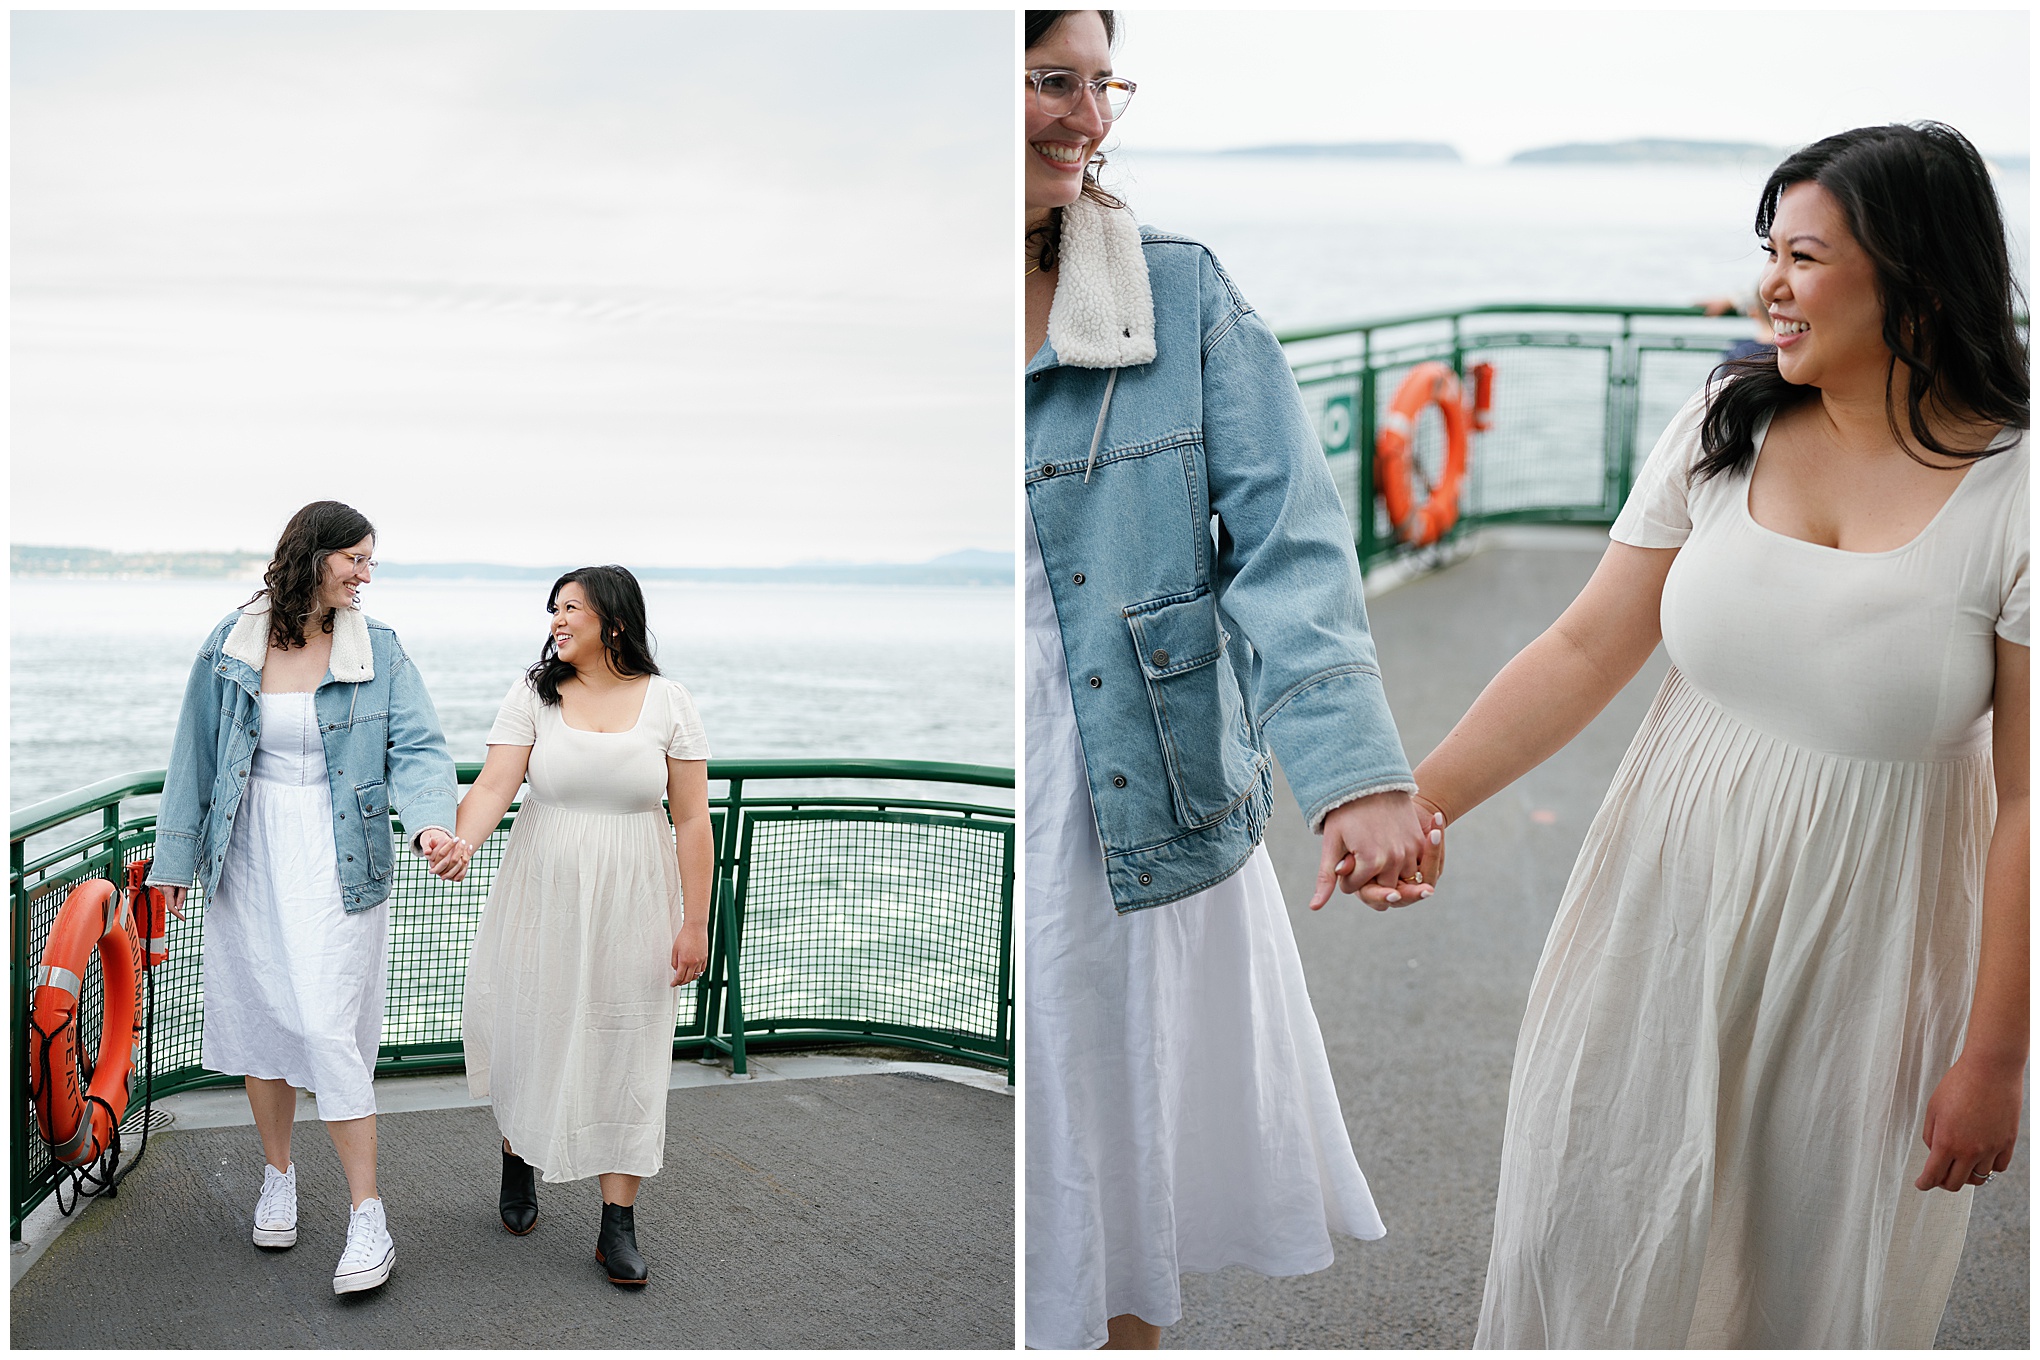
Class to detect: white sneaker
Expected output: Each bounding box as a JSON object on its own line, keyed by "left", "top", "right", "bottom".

{"left": 252, "top": 1163, "right": 297, "bottom": 1249}
{"left": 333, "top": 1197, "right": 395, "bottom": 1294}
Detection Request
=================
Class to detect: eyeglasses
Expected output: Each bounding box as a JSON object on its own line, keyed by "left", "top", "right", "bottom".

{"left": 1027, "top": 68, "right": 1136, "bottom": 121}
{"left": 331, "top": 552, "right": 377, "bottom": 571}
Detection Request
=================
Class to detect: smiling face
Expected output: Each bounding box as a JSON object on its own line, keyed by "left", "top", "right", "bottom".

{"left": 1025, "top": 10, "right": 1113, "bottom": 222}
{"left": 548, "top": 582, "right": 607, "bottom": 672}
{"left": 1760, "top": 181, "right": 1890, "bottom": 397}
{"left": 318, "top": 535, "right": 374, "bottom": 612}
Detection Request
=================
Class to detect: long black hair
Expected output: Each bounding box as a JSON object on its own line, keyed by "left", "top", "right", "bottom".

{"left": 1696, "top": 122, "right": 2029, "bottom": 483}
{"left": 1025, "top": 10, "right": 1124, "bottom": 273}
{"left": 246, "top": 500, "right": 375, "bottom": 652}
{"left": 526, "top": 565, "right": 660, "bottom": 706}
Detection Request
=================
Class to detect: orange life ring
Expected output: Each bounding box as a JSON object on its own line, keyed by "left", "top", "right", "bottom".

{"left": 28, "top": 879, "right": 144, "bottom": 1167}
{"left": 1374, "top": 361, "right": 1474, "bottom": 547}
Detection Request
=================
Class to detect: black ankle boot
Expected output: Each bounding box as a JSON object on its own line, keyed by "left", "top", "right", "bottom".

{"left": 595, "top": 1203, "right": 648, "bottom": 1287}
{"left": 499, "top": 1147, "right": 538, "bottom": 1235}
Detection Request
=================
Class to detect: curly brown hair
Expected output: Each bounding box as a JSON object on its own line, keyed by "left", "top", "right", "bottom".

{"left": 1025, "top": 10, "right": 1126, "bottom": 273}
{"left": 245, "top": 501, "right": 376, "bottom": 652}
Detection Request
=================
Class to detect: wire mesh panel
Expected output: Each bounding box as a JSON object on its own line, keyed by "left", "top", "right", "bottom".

{"left": 1636, "top": 342, "right": 1733, "bottom": 465}
{"left": 730, "top": 809, "right": 1012, "bottom": 1054}
{"left": 1458, "top": 341, "right": 1614, "bottom": 518}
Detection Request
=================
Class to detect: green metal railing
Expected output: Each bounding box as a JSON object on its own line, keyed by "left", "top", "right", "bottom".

{"left": 1279, "top": 303, "right": 1761, "bottom": 572}
{"left": 10, "top": 759, "right": 1014, "bottom": 1239}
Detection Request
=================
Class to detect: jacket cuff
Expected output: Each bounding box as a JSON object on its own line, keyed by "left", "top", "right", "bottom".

{"left": 1310, "top": 779, "right": 1422, "bottom": 834}
{"left": 145, "top": 830, "right": 201, "bottom": 887}
{"left": 1259, "top": 666, "right": 1415, "bottom": 833}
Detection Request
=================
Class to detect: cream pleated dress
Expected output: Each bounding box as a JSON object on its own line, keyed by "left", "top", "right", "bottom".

{"left": 1024, "top": 517, "right": 1385, "bottom": 1351}
{"left": 461, "top": 674, "right": 710, "bottom": 1182}
{"left": 1477, "top": 393, "right": 2028, "bottom": 1348}
{"left": 202, "top": 691, "right": 387, "bottom": 1121}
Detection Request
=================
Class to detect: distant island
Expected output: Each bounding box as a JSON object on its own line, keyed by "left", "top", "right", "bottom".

{"left": 11, "top": 545, "right": 1012, "bottom": 586}
{"left": 1509, "top": 139, "right": 1780, "bottom": 166}
{"left": 1142, "top": 141, "right": 1460, "bottom": 161}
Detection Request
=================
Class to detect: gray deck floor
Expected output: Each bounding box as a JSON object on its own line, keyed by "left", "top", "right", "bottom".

{"left": 12, "top": 1070, "right": 1013, "bottom": 1349}
{"left": 1168, "top": 536, "right": 2029, "bottom": 1350}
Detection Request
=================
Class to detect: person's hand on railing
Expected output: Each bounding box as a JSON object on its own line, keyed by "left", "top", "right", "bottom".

{"left": 671, "top": 921, "right": 708, "bottom": 988}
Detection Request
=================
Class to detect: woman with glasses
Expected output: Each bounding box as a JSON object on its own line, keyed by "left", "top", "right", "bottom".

{"left": 1023, "top": 10, "right": 1435, "bottom": 1350}
{"left": 150, "top": 499, "right": 462, "bottom": 1296}
{"left": 442, "top": 565, "right": 714, "bottom": 1289}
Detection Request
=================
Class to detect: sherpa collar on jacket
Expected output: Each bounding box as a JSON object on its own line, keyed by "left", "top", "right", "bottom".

{"left": 223, "top": 597, "right": 375, "bottom": 682}
{"left": 1046, "top": 195, "right": 1157, "bottom": 370}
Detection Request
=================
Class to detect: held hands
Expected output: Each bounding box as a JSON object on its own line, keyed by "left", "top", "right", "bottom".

{"left": 671, "top": 923, "right": 709, "bottom": 989}
{"left": 1915, "top": 1054, "right": 2023, "bottom": 1192}
{"left": 419, "top": 829, "right": 473, "bottom": 883}
{"left": 1310, "top": 790, "right": 1444, "bottom": 911}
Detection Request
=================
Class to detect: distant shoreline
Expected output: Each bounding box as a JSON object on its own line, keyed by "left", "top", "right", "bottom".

{"left": 10, "top": 546, "right": 1013, "bottom": 586}
{"left": 1131, "top": 138, "right": 2028, "bottom": 173}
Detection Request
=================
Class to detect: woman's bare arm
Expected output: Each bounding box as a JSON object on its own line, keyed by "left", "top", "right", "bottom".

{"left": 667, "top": 758, "right": 714, "bottom": 985}
{"left": 1414, "top": 541, "right": 1677, "bottom": 832}
{"left": 1916, "top": 637, "right": 2028, "bottom": 1191}
{"left": 437, "top": 743, "right": 532, "bottom": 879}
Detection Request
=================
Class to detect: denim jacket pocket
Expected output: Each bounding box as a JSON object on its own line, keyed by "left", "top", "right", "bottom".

{"left": 1125, "top": 588, "right": 1262, "bottom": 829}
{"left": 355, "top": 780, "right": 392, "bottom": 877}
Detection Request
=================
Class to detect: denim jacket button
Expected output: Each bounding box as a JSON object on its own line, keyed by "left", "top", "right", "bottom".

{"left": 1072, "top": 573, "right": 1085, "bottom": 585}
{"left": 1151, "top": 649, "right": 1170, "bottom": 668}
{"left": 1087, "top": 675, "right": 1101, "bottom": 688}
{"left": 1137, "top": 873, "right": 1152, "bottom": 886}
{"left": 1112, "top": 775, "right": 1127, "bottom": 788}
{"left": 1040, "top": 463, "right": 1057, "bottom": 478}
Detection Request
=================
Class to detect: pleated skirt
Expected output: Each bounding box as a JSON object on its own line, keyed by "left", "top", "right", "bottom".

{"left": 1477, "top": 666, "right": 1989, "bottom": 1348}
{"left": 462, "top": 799, "right": 682, "bottom": 1183}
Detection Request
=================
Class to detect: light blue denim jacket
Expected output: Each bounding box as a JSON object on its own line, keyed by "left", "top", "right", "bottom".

{"left": 149, "top": 600, "right": 460, "bottom": 913}
{"left": 1026, "top": 199, "right": 1415, "bottom": 912}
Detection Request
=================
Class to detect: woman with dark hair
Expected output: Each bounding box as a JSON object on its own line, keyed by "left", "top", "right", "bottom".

{"left": 1023, "top": 10, "right": 1435, "bottom": 1350}
{"left": 1404, "top": 123, "right": 2028, "bottom": 1346}
{"left": 150, "top": 499, "right": 461, "bottom": 1295}
{"left": 447, "top": 565, "right": 714, "bottom": 1289}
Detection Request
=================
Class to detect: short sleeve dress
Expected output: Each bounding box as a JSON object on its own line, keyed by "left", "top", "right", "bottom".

{"left": 460, "top": 674, "right": 711, "bottom": 1183}
{"left": 1477, "top": 393, "right": 2028, "bottom": 1348}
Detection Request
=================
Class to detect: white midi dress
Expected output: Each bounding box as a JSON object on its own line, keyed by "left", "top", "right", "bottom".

{"left": 1023, "top": 517, "right": 1385, "bottom": 1351}
{"left": 1477, "top": 396, "right": 2028, "bottom": 1348}
{"left": 201, "top": 691, "right": 388, "bottom": 1123}
{"left": 461, "top": 675, "right": 711, "bottom": 1183}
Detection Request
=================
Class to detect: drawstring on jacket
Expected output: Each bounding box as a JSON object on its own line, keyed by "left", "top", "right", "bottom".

{"left": 1083, "top": 369, "right": 1119, "bottom": 484}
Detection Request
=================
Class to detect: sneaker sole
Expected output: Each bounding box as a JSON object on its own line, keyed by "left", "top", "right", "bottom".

{"left": 333, "top": 1245, "right": 394, "bottom": 1295}
{"left": 253, "top": 1225, "right": 298, "bottom": 1249}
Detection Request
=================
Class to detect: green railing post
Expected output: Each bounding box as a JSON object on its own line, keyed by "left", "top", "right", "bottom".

{"left": 716, "top": 778, "right": 748, "bottom": 1076}
{"left": 994, "top": 823, "right": 1016, "bottom": 1084}
{"left": 1357, "top": 329, "right": 1379, "bottom": 570}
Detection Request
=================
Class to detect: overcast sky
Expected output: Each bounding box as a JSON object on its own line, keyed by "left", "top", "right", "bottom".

{"left": 1108, "top": 9, "right": 2029, "bottom": 165}
{"left": 13, "top": 11, "right": 1013, "bottom": 566}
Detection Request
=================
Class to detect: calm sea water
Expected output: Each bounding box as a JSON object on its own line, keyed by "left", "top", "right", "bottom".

{"left": 10, "top": 577, "right": 1014, "bottom": 813}
{"left": 1107, "top": 156, "right": 2032, "bottom": 331}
